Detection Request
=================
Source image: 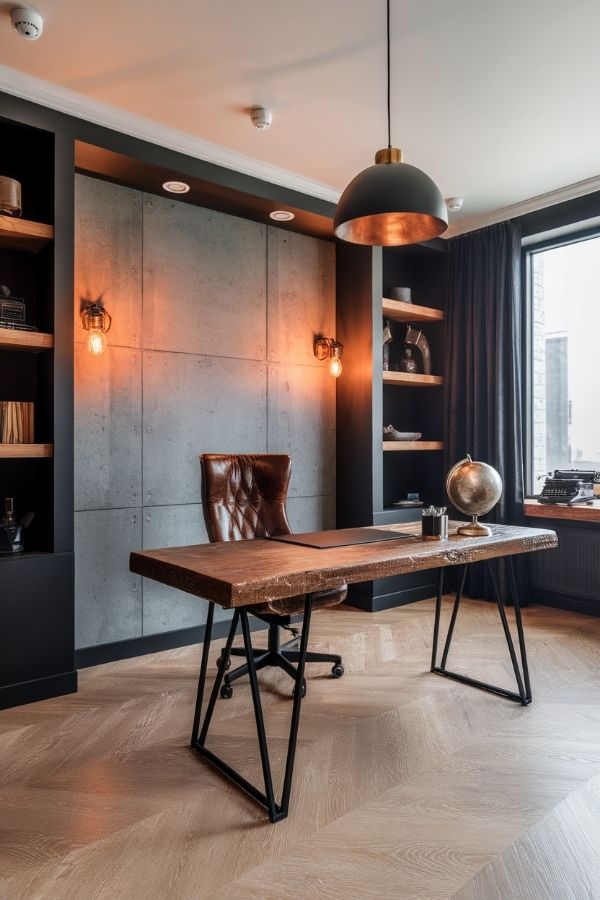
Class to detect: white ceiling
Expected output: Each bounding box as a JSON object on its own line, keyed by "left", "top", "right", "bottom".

{"left": 1, "top": 0, "right": 599, "bottom": 232}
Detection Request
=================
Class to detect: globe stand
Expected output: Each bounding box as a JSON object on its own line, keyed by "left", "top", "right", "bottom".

{"left": 457, "top": 515, "right": 492, "bottom": 537}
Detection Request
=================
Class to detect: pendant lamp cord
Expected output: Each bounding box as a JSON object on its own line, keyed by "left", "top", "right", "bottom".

{"left": 387, "top": 0, "right": 391, "bottom": 149}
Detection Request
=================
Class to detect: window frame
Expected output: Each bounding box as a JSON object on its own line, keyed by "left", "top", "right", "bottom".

{"left": 524, "top": 224, "right": 600, "bottom": 495}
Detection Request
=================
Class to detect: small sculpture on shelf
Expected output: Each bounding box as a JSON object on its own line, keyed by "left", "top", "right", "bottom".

{"left": 404, "top": 324, "right": 431, "bottom": 374}
{"left": 383, "top": 425, "right": 422, "bottom": 442}
{"left": 399, "top": 347, "right": 418, "bottom": 373}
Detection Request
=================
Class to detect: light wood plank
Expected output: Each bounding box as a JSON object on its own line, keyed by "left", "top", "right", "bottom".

{"left": 0, "top": 217, "right": 54, "bottom": 252}
{"left": 524, "top": 497, "right": 600, "bottom": 523}
{"left": 0, "top": 330, "right": 54, "bottom": 352}
{"left": 0, "top": 443, "right": 53, "bottom": 458}
{"left": 383, "top": 440, "right": 444, "bottom": 452}
{"left": 383, "top": 370, "right": 444, "bottom": 387}
{"left": 382, "top": 297, "right": 445, "bottom": 323}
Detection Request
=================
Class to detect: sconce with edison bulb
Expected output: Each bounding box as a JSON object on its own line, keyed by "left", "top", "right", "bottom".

{"left": 314, "top": 337, "right": 343, "bottom": 378}
{"left": 81, "top": 302, "right": 112, "bottom": 356}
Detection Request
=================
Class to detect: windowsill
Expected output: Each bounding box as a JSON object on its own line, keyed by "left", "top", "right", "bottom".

{"left": 524, "top": 498, "right": 600, "bottom": 523}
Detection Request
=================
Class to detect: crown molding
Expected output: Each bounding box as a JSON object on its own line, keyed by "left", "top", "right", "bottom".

{"left": 0, "top": 64, "right": 341, "bottom": 204}
{"left": 444, "top": 174, "right": 600, "bottom": 238}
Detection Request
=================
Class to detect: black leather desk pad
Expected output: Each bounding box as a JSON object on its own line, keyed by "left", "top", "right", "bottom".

{"left": 269, "top": 527, "right": 413, "bottom": 549}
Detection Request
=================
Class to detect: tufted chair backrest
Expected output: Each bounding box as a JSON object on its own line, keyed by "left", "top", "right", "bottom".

{"left": 200, "top": 454, "right": 293, "bottom": 543}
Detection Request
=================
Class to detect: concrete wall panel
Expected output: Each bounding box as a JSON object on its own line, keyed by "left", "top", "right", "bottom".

{"left": 268, "top": 362, "right": 335, "bottom": 497}
{"left": 74, "top": 345, "right": 142, "bottom": 511}
{"left": 74, "top": 175, "right": 142, "bottom": 349}
{"left": 75, "top": 508, "right": 142, "bottom": 648}
{"left": 267, "top": 228, "right": 335, "bottom": 366}
{"left": 141, "top": 503, "right": 231, "bottom": 635}
{"left": 286, "top": 494, "right": 336, "bottom": 533}
{"left": 143, "top": 196, "right": 266, "bottom": 360}
{"left": 74, "top": 176, "right": 335, "bottom": 651}
{"left": 143, "top": 351, "right": 267, "bottom": 506}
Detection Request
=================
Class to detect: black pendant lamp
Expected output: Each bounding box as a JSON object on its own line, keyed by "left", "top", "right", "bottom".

{"left": 334, "top": 0, "right": 447, "bottom": 246}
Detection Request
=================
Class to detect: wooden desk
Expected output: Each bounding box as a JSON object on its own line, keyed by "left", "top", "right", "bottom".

{"left": 131, "top": 521, "right": 556, "bottom": 609}
{"left": 131, "top": 522, "right": 557, "bottom": 822}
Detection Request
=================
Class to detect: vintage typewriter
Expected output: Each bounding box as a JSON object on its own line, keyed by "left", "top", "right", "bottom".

{"left": 538, "top": 469, "right": 597, "bottom": 505}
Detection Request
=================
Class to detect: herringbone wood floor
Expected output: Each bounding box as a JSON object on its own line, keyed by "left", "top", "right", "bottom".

{"left": 2, "top": 598, "right": 600, "bottom": 899}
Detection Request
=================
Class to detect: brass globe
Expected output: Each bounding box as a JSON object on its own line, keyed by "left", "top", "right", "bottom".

{"left": 446, "top": 455, "right": 503, "bottom": 537}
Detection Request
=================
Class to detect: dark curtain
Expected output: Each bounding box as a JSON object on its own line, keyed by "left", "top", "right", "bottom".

{"left": 444, "top": 219, "right": 528, "bottom": 601}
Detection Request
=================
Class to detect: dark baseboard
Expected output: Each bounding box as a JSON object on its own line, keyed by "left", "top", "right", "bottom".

{"left": 531, "top": 589, "right": 600, "bottom": 618}
{"left": 346, "top": 582, "right": 438, "bottom": 613}
{"left": 76, "top": 616, "right": 269, "bottom": 669}
{"left": 0, "top": 670, "right": 78, "bottom": 711}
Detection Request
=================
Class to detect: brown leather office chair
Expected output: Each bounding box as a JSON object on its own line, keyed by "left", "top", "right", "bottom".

{"left": 200, "top": 453, "right": 346, "bottom": 698}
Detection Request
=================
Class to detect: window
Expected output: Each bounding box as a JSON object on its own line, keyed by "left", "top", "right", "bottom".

{"left": 528, "top": 232, "right": 600, "bottom": 490}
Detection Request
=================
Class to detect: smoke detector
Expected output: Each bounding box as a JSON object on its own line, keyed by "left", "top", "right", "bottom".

{"left": 250, "top": 106, "right": 272, "bottom": 130}
{"left": 446, "top": 197, "right": 464, "bottom": 212}
{"left": 10, "top": 6, "right": 44, "bottom": 40}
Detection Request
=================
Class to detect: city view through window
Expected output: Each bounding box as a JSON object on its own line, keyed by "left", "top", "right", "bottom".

{"left": 530, "top": 235, "right": 600, "bottom": 487}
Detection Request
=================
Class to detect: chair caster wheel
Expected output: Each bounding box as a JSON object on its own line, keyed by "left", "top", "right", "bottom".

{"left": 220, "top": 684, "right": 233, "bottom": 699}
{"left": 217, "top": 655, "right": 231, "bottom": 670}
{"left": 296, "top": 679, "right": 307, "bottom": 699}
{"left": 331, "top": 663, "right": 345, "bottom": 678}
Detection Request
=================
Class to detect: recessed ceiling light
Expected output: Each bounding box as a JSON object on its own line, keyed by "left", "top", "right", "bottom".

{"left": 446, "top": 197, "right": 464, "bottom": 211}
{"left": 269, "top": 210, "right": 295, "bottom": 222}
{"left": 163, "top": 180, "right": 190, "bottom": 194}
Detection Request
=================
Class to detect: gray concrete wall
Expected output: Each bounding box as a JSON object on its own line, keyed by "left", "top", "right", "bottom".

{"left": 74, "top": 175, "right": 336, "bottom": 649}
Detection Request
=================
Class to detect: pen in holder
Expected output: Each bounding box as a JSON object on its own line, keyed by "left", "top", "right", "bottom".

{"left": 422, "top": 506, "right": 448, "bottom": 541}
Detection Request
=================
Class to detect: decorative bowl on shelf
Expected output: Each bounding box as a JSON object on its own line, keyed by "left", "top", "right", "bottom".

{"left": 383, "top": 425, "right": 421, "bottom": 441}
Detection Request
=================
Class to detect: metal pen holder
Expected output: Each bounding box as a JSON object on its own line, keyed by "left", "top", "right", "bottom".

{"left": 422, "top": 506, "right": 448, "bottom": 541}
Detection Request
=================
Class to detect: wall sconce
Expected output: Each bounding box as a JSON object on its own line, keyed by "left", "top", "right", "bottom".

{"left": 314, "top": 337, "right": 343, "bottom": 378}
{"left": 81, "top": 302, "right": 112, "bottom": 356}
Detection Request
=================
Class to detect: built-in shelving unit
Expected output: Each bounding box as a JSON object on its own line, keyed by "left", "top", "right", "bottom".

{"left": 0, "top": 443, "right": 54, "bottom": 458}
{"left": 383, "top": 371, "right": 443, "bottom": 387}
{"left": 382, "top": 297, "right": 444, "bottom": 323}
{"left": 0, "top": 216, "right": 54, "bottom": 253}
{"left": 337, "top": 239, "right": 448, "bottom": 612}
{"left": 0, "top": 330, "right": 54, "bottom": 352}
{"left": 0, "top": 111, "right": 75, "bottom": 711}
{"left": 383, "top": 441, "right": 444, "bottom": 452}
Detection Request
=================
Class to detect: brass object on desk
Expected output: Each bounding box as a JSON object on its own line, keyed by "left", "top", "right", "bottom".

{"left": 446, "top": 454, "right": 503, "bottom": 537}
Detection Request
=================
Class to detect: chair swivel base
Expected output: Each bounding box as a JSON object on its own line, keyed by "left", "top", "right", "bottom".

{"left": 219, "top": 625, "right": 344, "bottom": 698}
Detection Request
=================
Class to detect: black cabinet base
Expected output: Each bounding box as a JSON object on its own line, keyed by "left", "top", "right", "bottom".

{"left": 0, "top": 670, "right": 77, "bottom": 711}
{"left": 346, "top": 580, "right": 438, "bottom": 613}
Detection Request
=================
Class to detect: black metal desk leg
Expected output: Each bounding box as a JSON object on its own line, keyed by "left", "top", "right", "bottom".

{"left": 430, "top": 567, "right": 445, "bottom": 672}
{"left": 440, "top": 564, "right": 468, "bottom": 670}
{"left": 191, "top": 601, "right": 215, "bottom": 746}
{"left": 431, "top": 558, "right": 532, "bottom": 706}
{"left": 191, "top": 595, "right": 315, "bottom": 823}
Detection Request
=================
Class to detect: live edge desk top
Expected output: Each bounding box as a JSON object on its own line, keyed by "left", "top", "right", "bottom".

{"left": 130, "top": 522, "right": 558, "bottom": 610}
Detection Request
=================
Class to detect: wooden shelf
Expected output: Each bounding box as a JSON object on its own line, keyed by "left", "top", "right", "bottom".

{"left": 0, "top": 330, "right": 54, "bottom": 352}
{"left": 0, "top": 444, "right": 53, "bottom": 458}
{"left": 383, "top": 371, "right": 443, "bottom": 387}
{"left": 524, "top": 498, "right": 600, "bottom": 523}
{"left": 383, "top": 441, "right": 444, "bottom": 452}
{"left": 0, "top": 216, "right": 54, "bottom": 252}
{"left": 382, "top": 298, "right": 444, "bottom": 323}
